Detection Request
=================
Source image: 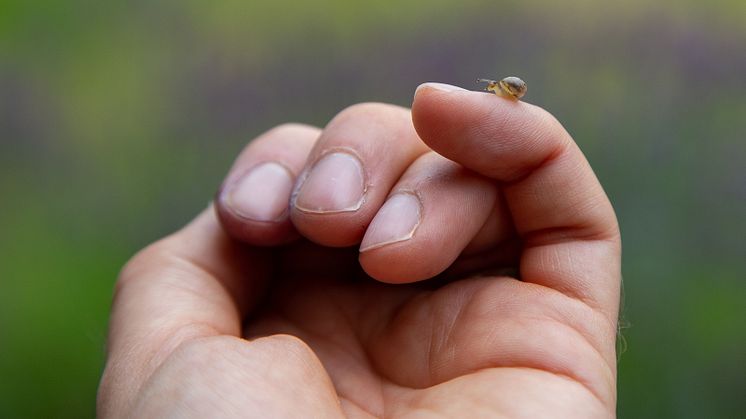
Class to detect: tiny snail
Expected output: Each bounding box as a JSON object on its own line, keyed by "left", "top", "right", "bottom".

{"left": 476, "top": 76, "right": 527, "bottom": 99}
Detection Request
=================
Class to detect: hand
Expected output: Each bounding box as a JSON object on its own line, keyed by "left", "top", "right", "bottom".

{"left": 98, "top": 83, "right": 621, "bottom": 418}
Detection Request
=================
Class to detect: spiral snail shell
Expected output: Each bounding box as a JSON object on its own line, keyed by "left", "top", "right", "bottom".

{"left": 476, "top": 76, "right": 527, "bottom": 99}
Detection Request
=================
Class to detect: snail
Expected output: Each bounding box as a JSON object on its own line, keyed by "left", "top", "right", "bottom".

{"left": 476, "top": 76, "right": 527, "bottom": 99}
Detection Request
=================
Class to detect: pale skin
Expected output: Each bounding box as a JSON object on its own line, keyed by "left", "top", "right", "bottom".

{"left": 97, "top": 82, "right": 622, "bottom": 418}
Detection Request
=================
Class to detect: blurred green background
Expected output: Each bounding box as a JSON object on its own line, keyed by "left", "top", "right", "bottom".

{"left": 1, "top": 0, "right": 744, "bottom": 417}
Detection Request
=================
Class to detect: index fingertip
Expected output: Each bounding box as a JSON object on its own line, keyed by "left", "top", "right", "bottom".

{"left": 415, "top": 82, "right": 469, "bottom": 96}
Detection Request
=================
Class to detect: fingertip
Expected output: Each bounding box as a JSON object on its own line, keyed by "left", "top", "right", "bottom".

{"left": 289, "top": 210, "right": 369, "bottom": 247}
{"left": 360, "top": 243, "right": 440, "bottom": 284}
{"left": 215, "top": 161, "right": 303, "bottom": 246}
{"left": 358, "top": 153, "right": 499, "bottom": 284}
{"left": 412, "top": 83, "right": 473, "bottom": 123}
{"left": 412, "top": 82, "right": 569, "bottom": 183}
{"left": 414, "top": 82, "right": 469, "bottom": 96}
{"left": 215, "top": 196, "right": 299, "bottom": 246}
{"left": 215, "top": 124, "right": 321, "bottom": 246}
{"left": 412, "top": 82, "right": 483, "bottom": 148}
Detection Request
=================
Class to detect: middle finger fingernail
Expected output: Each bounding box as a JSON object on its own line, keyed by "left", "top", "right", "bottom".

{"left": 294, "top": 151, "right": 366, "bottom": 213}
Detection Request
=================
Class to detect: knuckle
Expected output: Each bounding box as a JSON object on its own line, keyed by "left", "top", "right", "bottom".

{"left": 172, "top": 335, "right": 236, "bottom": 362}
{"left": 114, "top": 235, "right": 179, "bottom": 295}
{"left": 259, "top": 333, "right": 314, "bottom": 355}
{"left": 171, "top": 334, "right": 318, "bottom": 378}
{"left": 251, "top": 334, "right": 320, "bottom": 376}
{"left": 146, "top": 336, "right": 236, "bottom": 389}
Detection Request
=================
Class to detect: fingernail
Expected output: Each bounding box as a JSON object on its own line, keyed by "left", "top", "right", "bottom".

{"left": 224, "top": 162, "right": 294, "bottom": 221}
{"left": 360, "top": 193, "right": 422, "bottom": 252}
{"left": 294, "top": 152, "right": 365, "bottom": 213}
{"left": 416, "top": 82, "right": 468, "bottom": 94}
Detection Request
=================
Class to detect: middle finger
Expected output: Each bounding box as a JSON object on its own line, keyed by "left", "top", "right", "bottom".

{"left": 291, "top": 102, "right": 430, "bottom": 246}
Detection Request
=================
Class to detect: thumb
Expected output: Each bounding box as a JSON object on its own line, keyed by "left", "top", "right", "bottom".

{"left": 99, "top": 207, "right": 270, "bottom": 414}
{"left": 411, "top": 83, "right": 621, "bottom": 321}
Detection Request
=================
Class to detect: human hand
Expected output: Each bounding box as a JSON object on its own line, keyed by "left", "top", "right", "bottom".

{"left": 98, "top": 83, "right": 621, "bottom": 418}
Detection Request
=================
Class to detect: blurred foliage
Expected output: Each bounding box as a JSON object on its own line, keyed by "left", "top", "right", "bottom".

{"left": 1, "top": 0, "right": 745, "bottom": 417}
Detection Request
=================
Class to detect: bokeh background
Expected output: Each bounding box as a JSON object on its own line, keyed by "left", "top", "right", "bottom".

{"left": 1, "top": 0, "right": 744, "bottom": 417}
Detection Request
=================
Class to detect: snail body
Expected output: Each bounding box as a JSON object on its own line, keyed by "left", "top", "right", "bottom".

{"left": 477, "top": 76, "right": 527, "bottom": 99}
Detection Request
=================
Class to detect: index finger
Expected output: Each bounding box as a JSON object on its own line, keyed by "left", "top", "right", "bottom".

{"left": 412, "top": 83, "right": 621, "bottom": 319}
